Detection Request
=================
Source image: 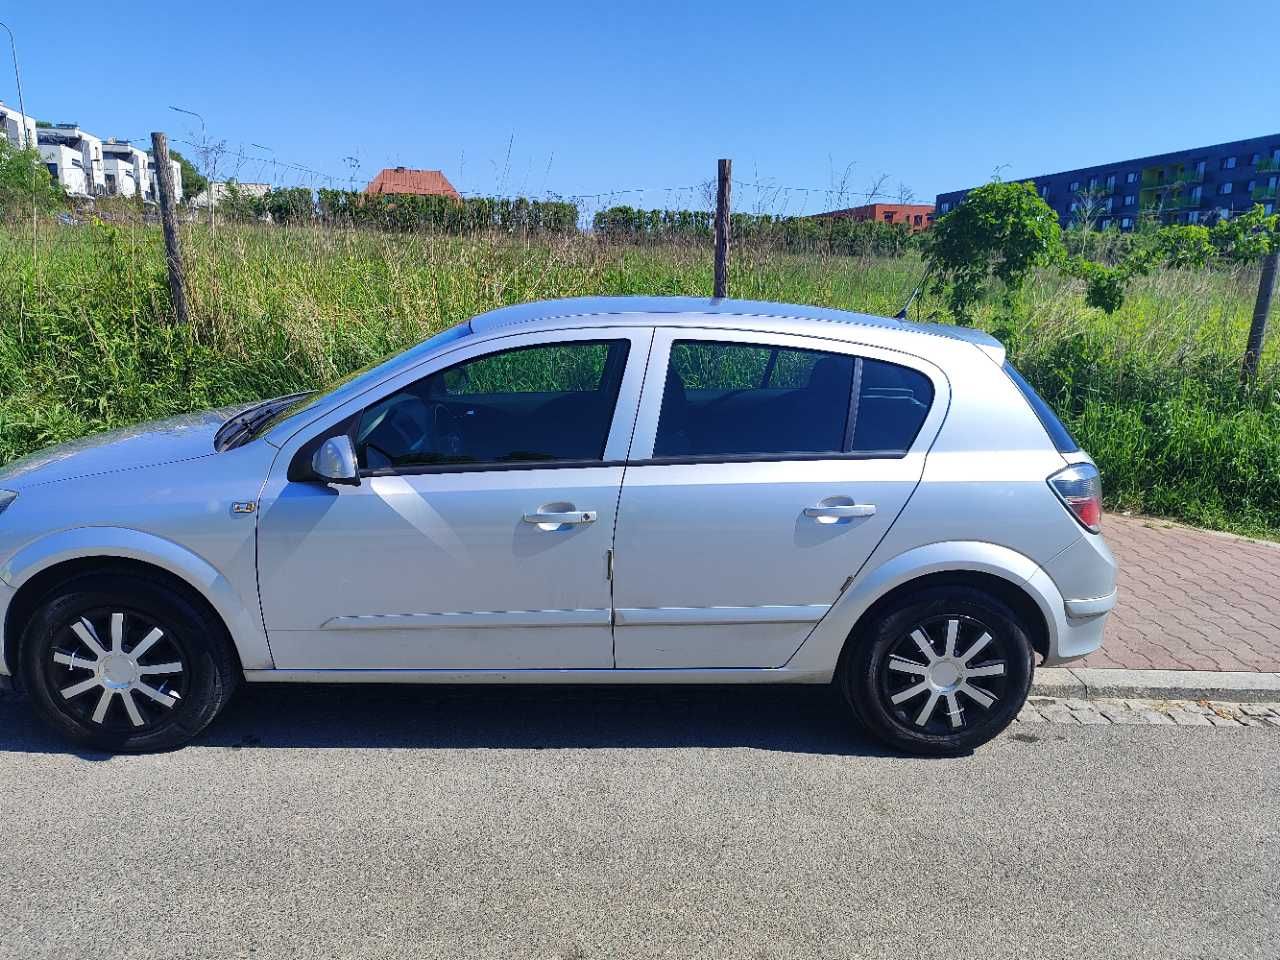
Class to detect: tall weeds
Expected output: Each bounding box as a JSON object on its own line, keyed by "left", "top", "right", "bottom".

{"left": 1, "top": 220, "right": 1276, "bottom": 536}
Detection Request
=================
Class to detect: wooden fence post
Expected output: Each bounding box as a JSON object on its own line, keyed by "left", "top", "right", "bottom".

{"left": 1243, "top": 248, "right": 1278, "bottom": 383}
{"left": 150, "top": 131, "right": 190, "bottom": 325}
{"left": 714, "top": 158, "right": 731, "bottom": 299}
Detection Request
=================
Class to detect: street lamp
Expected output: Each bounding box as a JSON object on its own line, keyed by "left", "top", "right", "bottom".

{"left": 0, "top": 20, "right": 35, "bottom": 262}
{"left": 170, "top": 105, "right": 212, "bottom": 226}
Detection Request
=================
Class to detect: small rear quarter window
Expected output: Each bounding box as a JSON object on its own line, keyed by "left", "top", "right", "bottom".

{"left": 850, "top": 358, "right": 935, "bottom": 454}
{"left": 1003, "top": 361, "right": 1080, "bottom": 454}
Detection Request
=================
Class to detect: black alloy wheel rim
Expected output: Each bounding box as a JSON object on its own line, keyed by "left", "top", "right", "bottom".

{"left": 46, "top": 606, "right": 191, "bottom": 733}
{"left": 878, "top": 613, "right": 1011, "bottom": 736}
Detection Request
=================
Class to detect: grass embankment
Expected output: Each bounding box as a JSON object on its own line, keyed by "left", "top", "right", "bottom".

{"left": 1, "top": 221, "right": 1277, "bottom": 537}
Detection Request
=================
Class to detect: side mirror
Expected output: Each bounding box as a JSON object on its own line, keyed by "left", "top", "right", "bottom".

{"left": 312, "top": 435, "right": 361, "bottom": 486}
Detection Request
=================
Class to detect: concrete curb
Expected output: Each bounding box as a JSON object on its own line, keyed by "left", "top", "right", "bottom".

{"left": 1033, "top": 667, "right": 1280, "bottom": 703}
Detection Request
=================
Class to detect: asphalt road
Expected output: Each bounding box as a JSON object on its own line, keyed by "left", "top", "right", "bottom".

{"left": 0, "top": 683, "right": 1276, "bottom": 960}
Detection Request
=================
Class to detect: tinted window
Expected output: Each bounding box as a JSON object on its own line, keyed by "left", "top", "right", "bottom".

{"left": 655, "top": 342, "right": 855, "bottom": 457}
{"left": 851, "top": 358, "right": 935, "bottom": 454}
{"left": 1003, "top": 361, "right": 1080, "bottom": 453}
{"left": 356, "top": 340, "right": 629, "bottom": 469}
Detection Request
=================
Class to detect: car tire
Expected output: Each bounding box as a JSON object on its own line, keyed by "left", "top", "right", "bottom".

{"left": 840, "top": 586, "right": 1034, "bottom": 756}
{"left": 19, "top": 573, "right": 239, "bottom": 753}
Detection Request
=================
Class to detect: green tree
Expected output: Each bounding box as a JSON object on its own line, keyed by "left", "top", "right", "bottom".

{"left": 1210, "top": 204, "right": 1278, "bottom": 263}
{"left": 167, "top": 149, "right": 207, "bottom": 202}
{"left": 0, "top": 138, "right": 65, "bottom": 218}
{"left": 927, "top": 180, "right": 1063, "bottom": 323}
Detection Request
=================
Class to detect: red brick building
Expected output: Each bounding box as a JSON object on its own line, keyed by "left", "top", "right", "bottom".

{"left": 814, "top": 202, "right": 935, "bottom": 232}
{"left": 364, "top": 167, "right": 461, "bottom": 200}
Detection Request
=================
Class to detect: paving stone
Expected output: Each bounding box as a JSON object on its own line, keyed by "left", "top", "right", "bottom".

{"left": 1138, "top": 709, "right": 1174, "bottom": 725}
{"left": 1015, "top": 708, "right": 1045, "bottom": 723}
{"left": 1098, "top": 707, "right": 1144, "bottom": 724}
{"left": 1207, "top": 715, "right": 1243, "bottom": 727}
{"left": 1167, "top": 710, "right": 1212, "bottom": 726}
{"left": 1263, "top": 716, "right": 1280, "bottom": 728}
{"left": 1239, "top": 704, "right": 1276, "bottom": 717}
{"left": 1071, "top": 709, "right": 1109, "bottom": 725}
{"left": 1039, "top": 706, "right": 1078, "bottom": 724}
{"left": 1062, "top": 699, "right": 1093, "bottom": 711}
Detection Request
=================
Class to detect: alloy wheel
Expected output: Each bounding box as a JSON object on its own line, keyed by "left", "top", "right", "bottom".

{"left": 47, "top": 609, "right": 189, "bottom": 731}
{"left": 879, "top": 614, "right": 1009, "bottom": 735}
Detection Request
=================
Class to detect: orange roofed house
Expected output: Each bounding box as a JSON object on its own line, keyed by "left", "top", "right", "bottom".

{"left": 364, "top": 167, "right": 461, "bottom": 200}
{"left": 814, "top": 202, "right": 935, "bottom": 232}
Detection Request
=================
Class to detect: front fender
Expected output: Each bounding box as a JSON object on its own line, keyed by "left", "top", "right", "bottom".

{"left": 0, "top": 526, "right": 271, "bottom": 675}
{"left": 783, "top": 540, "right": 1065, "bottom": 676}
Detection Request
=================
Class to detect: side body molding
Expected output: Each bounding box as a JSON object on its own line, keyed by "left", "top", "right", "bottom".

{"left": 0, "top": 526, "right": 273, "bottom": 672}
{"left": 783, "top": 540, "right": 1064, "bottom": 677}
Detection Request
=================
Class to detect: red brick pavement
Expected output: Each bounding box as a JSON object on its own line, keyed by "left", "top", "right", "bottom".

{"left": 1078, "top": 514, "right": 1280, "bottom": 672}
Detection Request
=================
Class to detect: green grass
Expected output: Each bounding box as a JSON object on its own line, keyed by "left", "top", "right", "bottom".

{"left": 1, "top": 220, "right": 1278, "bottom": 537}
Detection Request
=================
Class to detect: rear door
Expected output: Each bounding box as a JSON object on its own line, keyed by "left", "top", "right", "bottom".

{"left": 611, "top": 328, "right": 947, "bottom": 668}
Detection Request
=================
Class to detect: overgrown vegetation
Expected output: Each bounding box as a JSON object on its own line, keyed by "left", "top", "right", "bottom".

{"left": 593, "top": 206, "right": 917, "bottom": 257}
{"left": 0, "top": 218, "right": 1277, "bottom": 538}
{"left": 0, "top": 139, "right": 65, "bottom": 214}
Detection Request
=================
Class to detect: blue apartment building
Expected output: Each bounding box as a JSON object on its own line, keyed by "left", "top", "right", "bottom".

{"left": 936, "top": 134, "right": 1280, "bottom": 230}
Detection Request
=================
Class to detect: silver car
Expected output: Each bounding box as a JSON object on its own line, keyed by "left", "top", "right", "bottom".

{"left": 0, "top": 297, "right": 1116, "bottom": 755}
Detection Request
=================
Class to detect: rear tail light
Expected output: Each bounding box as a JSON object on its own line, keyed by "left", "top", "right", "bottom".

{"left": 1048, "top": 463, "right": 1103, "bottom": 533}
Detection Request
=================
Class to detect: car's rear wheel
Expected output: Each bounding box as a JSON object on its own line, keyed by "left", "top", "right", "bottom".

{"left": 19, "top": 573, "right": 238, "bottom": 753}
{"left": 840, "top": 586, "right": 1033, "bottom": 755}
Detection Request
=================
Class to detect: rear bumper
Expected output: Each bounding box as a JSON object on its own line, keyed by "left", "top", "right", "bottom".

{"left": 1064, "top": 590, "right": 1118, "bottom": 619}
{"left": 1028, "top": 567, "right": 1115, "bottom": 665}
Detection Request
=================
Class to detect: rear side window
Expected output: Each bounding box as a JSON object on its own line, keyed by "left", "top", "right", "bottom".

{"left": 653, "top": 341, "right": 934, "bottom": 459}
{"left": 1003, "top": 361, "right": 1080, "bottom": 453}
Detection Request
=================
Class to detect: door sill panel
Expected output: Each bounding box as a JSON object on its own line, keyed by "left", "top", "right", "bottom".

{"left": 267, "top": 626, "right": 615, "bottom": 670}
{"left": 244, "top": 667, "right": 834, "bottom": 685}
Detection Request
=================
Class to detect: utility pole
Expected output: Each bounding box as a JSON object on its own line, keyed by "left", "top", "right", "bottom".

{"left": 714, "top": 158, "right": 732, "bottom": 299}
{"left": 1243, "top": 248, "right": 1278, "bottom": 384}
{"left": 151, "top": 132, "right": 190, "bottom": 326}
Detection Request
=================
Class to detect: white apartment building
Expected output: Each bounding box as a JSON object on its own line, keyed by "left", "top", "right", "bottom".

{"left": 193, "top": 180, "right": 270, "bottom": 209}
{"left": 101, "top": 139, "right": 149, "bottom": 197}
{"left": 0, "top": 101, "right": 37, "bottom": 150}
{"left": 37, "top": 124, "right": 105, "bottom": 197}
{"left": 144, "top": 155, "right": 183, "bottom": 202}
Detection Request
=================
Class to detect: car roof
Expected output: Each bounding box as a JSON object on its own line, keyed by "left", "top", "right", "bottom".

{"left": 467, "top": 296, "right": 1005, "bottom": 361}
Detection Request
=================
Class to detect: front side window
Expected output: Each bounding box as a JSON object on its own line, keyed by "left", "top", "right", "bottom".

{"left": 356, "top": 340, "right": 630, "bottom": 470}
{"left": 653, "top": 341, "right": 933, "bottom": 459}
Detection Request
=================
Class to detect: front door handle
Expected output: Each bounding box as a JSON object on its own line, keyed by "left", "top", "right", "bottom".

{"left": 804, "top": 503, "right": 877, "bottom": 520}
{"left": 523, "top": 509, "right": 597, "bottom": 527}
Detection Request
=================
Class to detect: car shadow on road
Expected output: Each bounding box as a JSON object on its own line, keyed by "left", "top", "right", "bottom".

{"left": 0, "top": 683, "right": 911, "bottom": 759}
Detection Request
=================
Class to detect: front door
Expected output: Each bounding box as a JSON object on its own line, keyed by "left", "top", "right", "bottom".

{"left": 256, "top": 329, "right": 651, "bottom": 670}
{"left": 611, "top": 329, "right": 946, "bottom": 668}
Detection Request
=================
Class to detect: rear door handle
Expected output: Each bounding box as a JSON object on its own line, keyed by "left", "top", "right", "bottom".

{"left": 523, "top": 510, "right": 597, "bottom": 526}
{"left": 804, "top": 504, "right": 876, "bottom": 520}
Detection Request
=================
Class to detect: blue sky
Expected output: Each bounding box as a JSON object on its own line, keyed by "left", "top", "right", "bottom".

{"left": 3, "top": 1, "right": 1277, "bottom": 214}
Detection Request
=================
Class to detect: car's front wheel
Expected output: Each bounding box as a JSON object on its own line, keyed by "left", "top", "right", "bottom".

{"left": 840, "top": 586, "right": 1034, "bottom": 755}
{"left": 19, "top": 573, "right": 238, "bottom": 753}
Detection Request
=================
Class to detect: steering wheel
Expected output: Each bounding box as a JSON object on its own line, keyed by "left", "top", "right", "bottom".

{"left": 359, "top": 395, "right": 465, "bottom": 467}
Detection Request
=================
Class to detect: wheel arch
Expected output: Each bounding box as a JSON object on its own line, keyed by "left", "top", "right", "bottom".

{"left": 1, "top": 528, "right": 270, "bottom": 679}
{"left": 786, "top": 541, "right": 1059, "bottom": 676}
{"left": 837, "top": 570, "right": 1051, "bottom": 670}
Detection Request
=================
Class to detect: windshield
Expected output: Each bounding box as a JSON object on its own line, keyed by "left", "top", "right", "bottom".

{"left": 248, "top": 321, "right": 474, "bottom": 440}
